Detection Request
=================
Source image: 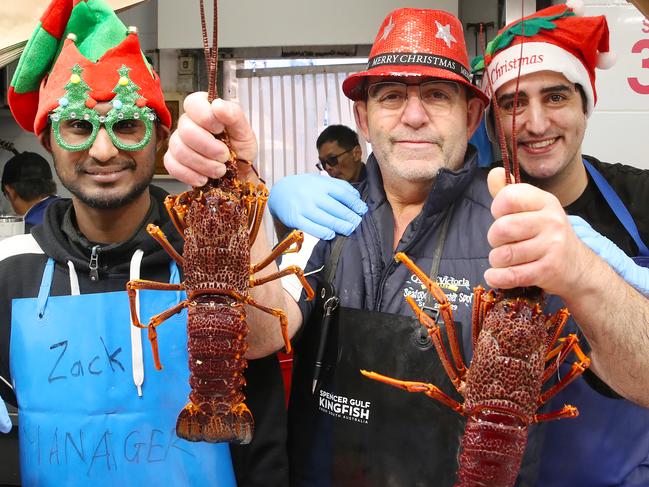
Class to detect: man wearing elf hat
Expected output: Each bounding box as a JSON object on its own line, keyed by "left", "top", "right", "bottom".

{"left": 0, "top": 1, "right": 291, "bottom": 485}
{"left": 479, "top": 2, "right": 649, "bottom": 485}
{"left": 165, "top": 6, "right": 649, "bottom": 485}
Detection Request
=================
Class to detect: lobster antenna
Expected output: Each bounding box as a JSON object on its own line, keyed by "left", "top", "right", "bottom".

{"left": 509, "top": 0, "right": 527, "bottom": 185}
{"left": 200, "top": 0, "right": 219, "bottom": 103}
{"left": 480, "top": 0, "right": 528, "bottom": 185}
{"left": 479, "top": 26, "right": 513, "bottom": 185}
{"left": 0, "top": 139, "right": 20, "bottom": 155}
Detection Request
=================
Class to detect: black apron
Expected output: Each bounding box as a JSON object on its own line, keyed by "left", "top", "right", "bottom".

{"left": 288, "top": 212, "right": 467, "bottom": 487}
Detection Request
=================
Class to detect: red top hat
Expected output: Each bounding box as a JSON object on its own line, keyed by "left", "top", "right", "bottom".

{"left": 342, "top": 8, "right": 488, "bottom": 106}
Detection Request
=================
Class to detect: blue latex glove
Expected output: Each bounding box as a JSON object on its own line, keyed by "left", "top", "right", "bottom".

{"left": 0, "top": 397, "right": 11, "bottom": 433}
{"left": 569, "top": 215, "right": 649, "bottom": 296}
{"left": 269, "top": 173, "right": 368, "bottom": 240}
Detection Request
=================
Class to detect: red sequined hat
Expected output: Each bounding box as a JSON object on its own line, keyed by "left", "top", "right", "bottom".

{"left": 342, "top": 8, "right": 488, "bottom": 105}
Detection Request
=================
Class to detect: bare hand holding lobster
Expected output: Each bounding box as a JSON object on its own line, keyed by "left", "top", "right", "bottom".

{"left": 485, "top": 167, "right": 649, "bottom": 405}
{"left": 166, "top": 93, "right": 258, "bottom": 187}
{"left": 164, "top": 92, "right": 305, "bottom": 359}
{"left": 485, "top": 166, "right": 594, "bottom": 297}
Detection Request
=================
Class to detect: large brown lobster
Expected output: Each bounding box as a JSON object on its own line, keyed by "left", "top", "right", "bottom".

{"left": 125, "top": 0, "right": 314, "bottom": 444}
{"left": 362, "top": 256, "right": 589, "bottom": 485}
{"left": 126, "top": 134, "right": 313, "bottom": 444}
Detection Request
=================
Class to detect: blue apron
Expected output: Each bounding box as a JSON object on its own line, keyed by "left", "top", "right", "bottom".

{"left": 539, "top": 160, "right": 649, "bottom": 486}
{"left": 10, "top": 258, "right": 237, "bottom": 486}
{"left": 584, "top": 158, "right": 649, "bottom": 267}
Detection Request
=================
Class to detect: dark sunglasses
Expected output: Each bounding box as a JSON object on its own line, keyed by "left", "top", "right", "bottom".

{"left": 316, "top": 147, "right": 354, "bottom": 171}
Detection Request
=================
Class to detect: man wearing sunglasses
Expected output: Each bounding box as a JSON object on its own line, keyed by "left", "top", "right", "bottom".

{"left": 0, "top": 0, "right": 289, "bottom": 485}
{"left": 316, "top": 125, "right": 366, "bottom": 183}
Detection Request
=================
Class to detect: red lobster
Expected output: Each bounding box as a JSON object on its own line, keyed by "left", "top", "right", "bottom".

{"left": 126, "top": 0, "right": 314, "bottom": 444}
{"left": 126, "top": 132, "right": 314, "bottom": 444}
{"left": 362, "top": 255, "right": 589, "bottom": 486}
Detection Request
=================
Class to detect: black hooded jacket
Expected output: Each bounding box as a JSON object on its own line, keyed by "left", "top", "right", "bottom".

{"left": 0, "top": 185, "right": 289, "bottom": 486}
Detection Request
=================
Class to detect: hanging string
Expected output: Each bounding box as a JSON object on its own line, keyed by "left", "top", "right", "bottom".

{"left": 200, "top": 0, "right": 219, "bottom": 103}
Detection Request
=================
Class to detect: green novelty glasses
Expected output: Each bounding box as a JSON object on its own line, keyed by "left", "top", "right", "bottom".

{"left": 50, "top": 105, "right": 156, "bottom": 152}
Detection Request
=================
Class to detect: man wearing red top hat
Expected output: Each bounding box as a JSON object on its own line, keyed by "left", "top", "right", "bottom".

{"left": 479, "top": 2, "right": 649, "bottom": 486}
{"left": 165, "top": 6, "right": 649, "bottom": 486}
{"left": 0, "top": 0, "right": 291, "bottom": 485}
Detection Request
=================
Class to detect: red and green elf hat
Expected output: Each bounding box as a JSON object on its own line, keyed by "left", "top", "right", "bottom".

{"left": 9, "top": 0, "right": 171, "bottom": 134}
{"left": 478, "top": 0, "right": 614, "bottom": 116}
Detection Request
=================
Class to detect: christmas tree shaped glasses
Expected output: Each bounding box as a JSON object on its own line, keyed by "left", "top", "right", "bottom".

{"left": 50, "top": 64, "right": 157, "bottom": 152}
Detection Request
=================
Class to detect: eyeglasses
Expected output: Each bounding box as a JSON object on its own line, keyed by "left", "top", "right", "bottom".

{"left": 316, "top": 147, "right": 354, "bottom": 171}
{"left": 367, "top": 80, "right": 461, "bottom": 115}
{"left": 49, "top": 107, "right": 157, "bottom": 152}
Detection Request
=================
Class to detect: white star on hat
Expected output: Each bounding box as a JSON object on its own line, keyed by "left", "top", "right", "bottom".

{"left": 380, "top": 15, "right": 394, "bottom": 41}
{"left": 435, "top": 20, "right": 457, "bottom": 48}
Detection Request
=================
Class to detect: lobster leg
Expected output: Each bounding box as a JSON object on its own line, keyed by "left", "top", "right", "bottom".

{"left": 533, "top": 404, "right": 579, "bottom": 423}
{"left": 542, "top": 333, "right": 582, "bottom": 383}
{"left": 251, "top": 230, "right": 305, "bottom": 273}
{"left": 404, "top": 296, "right": 464, "bottom": 392}
{"left": 360, "top": 370, "right": 465, "bottom": 414}
{"left": 242, "top": 295, "right": 292, "bottom": 354}
{"left": 242, "top": 181, "right": 256, "bottom": 224}
{"left": 142, "top": 300, "right": 190, "bottom": 370}
{"left": 471, "top": 286, "right": 495, "bottom": 349}
{"left": 164, "top": 192, "right": 192, "bottom": 239}
{"left": 243, "top": 183, "right": 268, "bottom": 246}
{"left": 545, "top": 308, "right": 570, "bottom": 352}
{"left": 146, "top": 224, "right": 185, "bottom": 267}
{"left": 126, "top": 279, "right": 188, "bottom": 370}
{"left": 126, "top": 280, "right": 186, "bottom": 326}
{"left": 395, "top": 252, "right": 467, "bottom": 379}
{"left": 250, "top": 266, "right": 315, "bottom": 301}
{"left": 540, "top": 339, "right": 591, "bottom": 404}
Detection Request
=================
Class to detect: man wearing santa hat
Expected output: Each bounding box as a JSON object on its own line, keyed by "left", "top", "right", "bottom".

{"left": 480, "top": 2, "right": 649, "bottom": 485}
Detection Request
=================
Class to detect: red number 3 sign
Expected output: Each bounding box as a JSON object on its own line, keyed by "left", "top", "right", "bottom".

{"left": 628, "top": 20, "right": 649, "bottom": 94}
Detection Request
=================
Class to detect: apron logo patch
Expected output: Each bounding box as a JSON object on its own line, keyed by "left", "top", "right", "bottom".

{"left": 319, "top": 389, "right": 371, "bottom": 424}
{"left": 403, "top": 273, "right": 473, "bottom": 310}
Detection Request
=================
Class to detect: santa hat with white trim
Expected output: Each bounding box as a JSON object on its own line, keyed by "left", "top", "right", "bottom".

{"left": 479, "top": 0, "right": 615, "bottom": 116}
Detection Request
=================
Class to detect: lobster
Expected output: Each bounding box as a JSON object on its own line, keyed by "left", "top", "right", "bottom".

{"left": 362, "top": 254, "right": 590, "bottom": 486}
{"left": 126, "top": 133, "right": 314, "bottom": 444}
{"left": 126, "top": 0, "right": 314, "bottom": 444}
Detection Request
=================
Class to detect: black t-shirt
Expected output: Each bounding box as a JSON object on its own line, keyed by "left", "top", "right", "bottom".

{"left": 565, "top": 155, "right": 649, "bottom": 256}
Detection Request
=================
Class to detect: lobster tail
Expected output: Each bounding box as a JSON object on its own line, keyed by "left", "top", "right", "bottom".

{"left": 173, "top": 299, "right": 253, "bottom": 444}
{"left": 176, "top": 401, "right": 253, "bottom": 444}
{"left": 455, "top": 411, "right": 527, "bottom": 487}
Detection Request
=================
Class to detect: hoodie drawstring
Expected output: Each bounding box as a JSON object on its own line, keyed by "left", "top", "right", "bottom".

{"left": 67, "top": 261, "right": 80, "bottom": 296}
{"left": 130, "top": 250, "right": 145, "bottom": 397}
